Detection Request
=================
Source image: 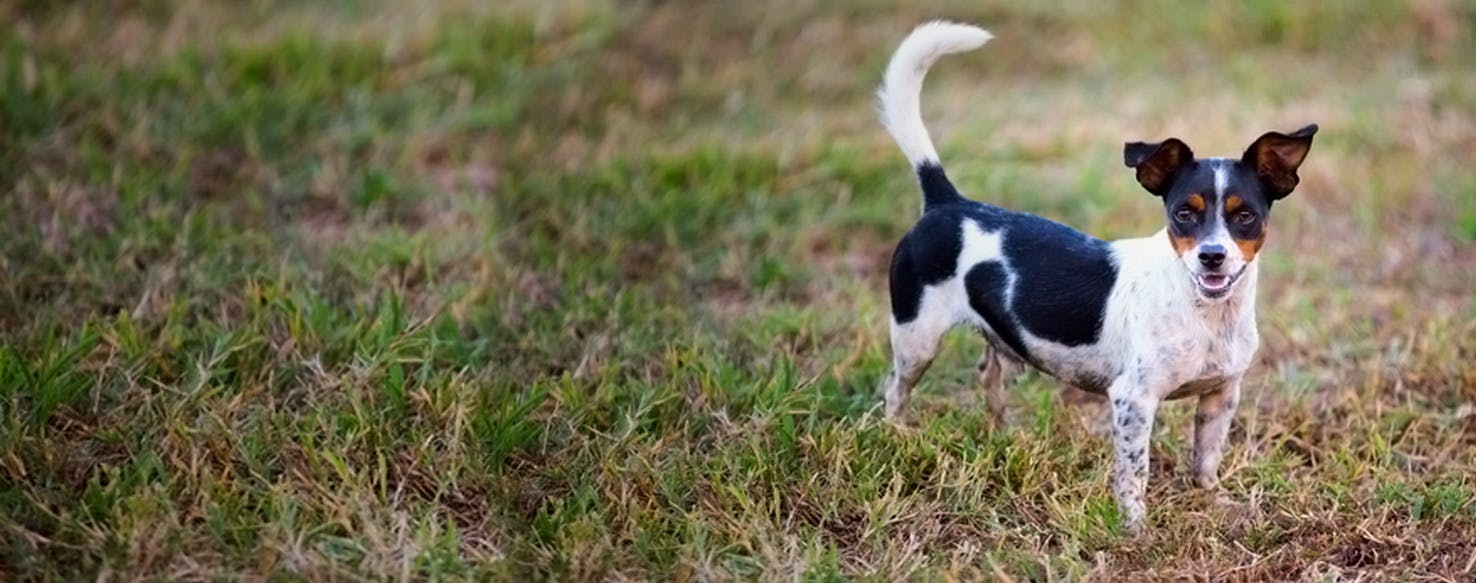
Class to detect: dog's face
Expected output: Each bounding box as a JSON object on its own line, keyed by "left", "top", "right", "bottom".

{"left": 1124, "top": 125, "right": 1317, "bottom": 300}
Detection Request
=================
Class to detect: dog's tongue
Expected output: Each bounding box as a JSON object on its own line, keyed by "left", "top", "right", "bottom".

{"left": 1201, "top": 274, "right": 1230, "bottom": 290}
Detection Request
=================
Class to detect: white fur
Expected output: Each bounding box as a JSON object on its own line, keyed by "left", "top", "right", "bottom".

{"left": 1212, "top": 158, "right": 1230, "bottom": 195}
{"left": 1101, "top": 231, "right": 1260, "bottom": 396}
{"left": 957, "top": 219, "right": 1003, "bottom": 268}
{"left": 877, "top": 22, "right": 993, "bottom": 167}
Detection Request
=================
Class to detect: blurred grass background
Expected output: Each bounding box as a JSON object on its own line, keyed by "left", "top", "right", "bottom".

{"left": 2, "top": 0, "right": 1475, "bottom": 579}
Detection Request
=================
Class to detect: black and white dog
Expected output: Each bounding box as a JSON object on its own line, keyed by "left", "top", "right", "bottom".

{"left": 876, "top": 22, "right": 1316, "bottom": 530}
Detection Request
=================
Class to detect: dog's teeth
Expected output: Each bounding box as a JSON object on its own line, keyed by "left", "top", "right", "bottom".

{"left": 1200, "top": 274, "right": 1231, "bottom": 290}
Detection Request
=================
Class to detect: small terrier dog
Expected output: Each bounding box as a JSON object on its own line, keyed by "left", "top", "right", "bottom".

{"left": 876, "top": 22, "right": 1316, "bottom": 530}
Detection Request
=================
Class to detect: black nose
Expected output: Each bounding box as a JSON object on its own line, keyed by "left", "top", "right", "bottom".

{"left": 1198, "top": 244, "right": 1226, "bottom": 269}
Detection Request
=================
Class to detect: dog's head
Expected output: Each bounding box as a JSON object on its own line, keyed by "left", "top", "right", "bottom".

{"left": 1124, "top": 125, "right": 1317, "bottom": 300}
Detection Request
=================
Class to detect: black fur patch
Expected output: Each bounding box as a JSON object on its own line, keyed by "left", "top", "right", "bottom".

{"left": 916, "top": 162, "right": 967, "bottom": 211}
{"left": 888, "top": 201, "right": 1118, "bottom": 351}
{"left": 1163, "top": 160, "right": 1272, "bottom": 247}
{"left": 888, "top": 210, "right": 963, "bottom": 323}
{"left": 999, "top": 215, "right": 1117, "bottom": 346}
{"left": 963, "top": 261, "right": 1033, "bottom": 362}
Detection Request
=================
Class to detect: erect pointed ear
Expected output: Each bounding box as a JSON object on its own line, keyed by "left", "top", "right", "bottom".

{"left": 1123, "top": 138, "right": 1194, "bottom": 197}
{"left": 1242, "top": 124, "right": 1317, "bottom": 199}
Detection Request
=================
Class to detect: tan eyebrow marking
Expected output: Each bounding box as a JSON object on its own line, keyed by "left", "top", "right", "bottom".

{"left": 1186, "top": 194, "right": 1205, "bottom": 212}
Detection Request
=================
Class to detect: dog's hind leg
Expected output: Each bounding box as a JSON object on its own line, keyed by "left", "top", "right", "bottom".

{"left": 882, "top": 315, "right": 949, "bottom": 422}
{"left": 975, "top": 345, "right": 1009, "bottom": 425}
{"left": 1062, "top": 385, "right": 1112, "bottom": 436}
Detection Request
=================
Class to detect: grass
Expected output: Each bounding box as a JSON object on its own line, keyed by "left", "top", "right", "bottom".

{"left": 3, "top": 0, "right": 1476, "bottom": 579}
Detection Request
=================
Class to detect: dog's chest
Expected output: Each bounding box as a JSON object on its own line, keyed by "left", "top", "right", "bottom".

{"left": 1099, "top": 245, "right": 1261, "bottom": 399}
{"left": 1153, "top": 306, "right": 1259, "bottom": 399}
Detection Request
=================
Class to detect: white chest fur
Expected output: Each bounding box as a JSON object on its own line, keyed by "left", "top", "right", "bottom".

{"left": 1102, "top": 231, "right": 1260, "bottom": 399}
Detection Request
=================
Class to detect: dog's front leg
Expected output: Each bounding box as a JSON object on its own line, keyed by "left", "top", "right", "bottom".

{"left": 1108, "top": 377, "right": 1161, "bottom": 532}
{"left": 1192, "top": 377, "right": 1242, "bottom": 488}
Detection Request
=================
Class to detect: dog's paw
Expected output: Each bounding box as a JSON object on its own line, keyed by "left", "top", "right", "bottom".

{"left": 1117, "top": 500, "right": 1148, "bottom": 536}
{"left": 1123, "top": 514, "right": 1147, "bottom": 537}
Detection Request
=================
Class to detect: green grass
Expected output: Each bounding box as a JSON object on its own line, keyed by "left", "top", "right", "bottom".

{"left": 3, "top": 0, "right": 1476, "bottom": 579}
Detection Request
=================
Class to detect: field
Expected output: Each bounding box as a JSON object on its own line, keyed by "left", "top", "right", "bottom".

{"left": 3, "top": 0, "right": 1476, "bottom": 579}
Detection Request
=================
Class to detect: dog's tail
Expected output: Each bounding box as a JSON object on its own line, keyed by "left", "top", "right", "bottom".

{"left": 877, "top": 21, "right": 991, "bottom": 212}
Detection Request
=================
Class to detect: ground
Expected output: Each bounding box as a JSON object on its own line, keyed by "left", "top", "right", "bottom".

{"left": 3, "top": 0, "right": 1476, "bottom": 580}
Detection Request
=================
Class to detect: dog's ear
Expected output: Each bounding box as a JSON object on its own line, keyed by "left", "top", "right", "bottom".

{"left": 1123, "top": 138, "right": 1194, "bottom": 197}
{"left": 1241, "top": 124, "right": 1317, "bottom": 199}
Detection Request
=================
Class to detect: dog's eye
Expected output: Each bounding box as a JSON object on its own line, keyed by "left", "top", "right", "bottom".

{"left": 1235, "top": 210, "right": 1257, "bottom": 225}
{"left": 1174, "top": 208, "right": 1195, "bottom": 223}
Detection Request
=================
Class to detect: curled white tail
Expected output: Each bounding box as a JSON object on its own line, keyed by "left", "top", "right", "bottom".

{"left": 877, "top": 21, "right": 992, "bottom": 167}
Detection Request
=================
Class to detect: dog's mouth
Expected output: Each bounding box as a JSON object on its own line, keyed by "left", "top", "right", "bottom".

{"left": 1195, "top": 269, "right": 1242, "bottom": 298}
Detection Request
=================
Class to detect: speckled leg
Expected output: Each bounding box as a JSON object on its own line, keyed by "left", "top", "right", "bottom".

{"left": 1109, "top": 380, "right": 1160, "bottom": 533}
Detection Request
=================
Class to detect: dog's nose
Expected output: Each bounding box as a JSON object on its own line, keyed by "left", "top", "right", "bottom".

{"left": 1198, "top": 244, "right": 1227, "bottom": 269}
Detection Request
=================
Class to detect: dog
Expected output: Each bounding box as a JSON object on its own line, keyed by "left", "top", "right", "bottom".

{"left": 875, "top": 21, "right": 1316, "bottom": 531}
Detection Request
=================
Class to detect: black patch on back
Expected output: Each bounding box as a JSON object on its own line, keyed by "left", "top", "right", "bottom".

{"left": 963, "top": 262, "right": 1033, "bottom": 361}
{"left": 999, "top": 216, "right": 1117, "bottom": 346}
{"left": 889, "top": 201, "right": 1118, "bottom": 355}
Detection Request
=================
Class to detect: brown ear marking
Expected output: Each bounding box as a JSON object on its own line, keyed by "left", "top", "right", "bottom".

{"left": 1125, "top": 138, "right": 1195, "bottom": 197}
{"left": 1242, "top": 124, "right": 1317, "bottom": 199}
